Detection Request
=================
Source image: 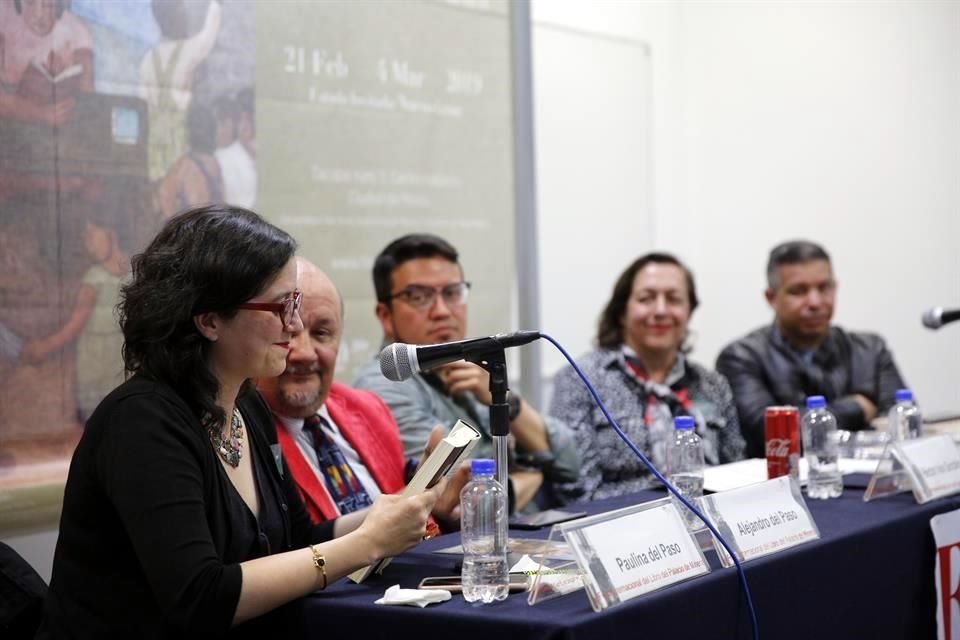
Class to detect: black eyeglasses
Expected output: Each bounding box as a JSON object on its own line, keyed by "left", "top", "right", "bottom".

{"left": 388, "top": 282, "right": 471, "bottom": 310}
{"left": 237, "top": 289, "right": 303, "bottom": 326}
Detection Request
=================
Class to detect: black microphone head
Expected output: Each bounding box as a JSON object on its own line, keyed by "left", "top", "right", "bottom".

{"left": 922, "top": 307, "right": 943, "bottom": 329}
{"left": 379, "top": 343, "right": 417, "bottom": 382}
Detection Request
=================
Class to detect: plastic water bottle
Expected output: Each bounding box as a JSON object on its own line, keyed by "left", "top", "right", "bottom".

{"left": 460, "top": 458, "right": 509, "bottom": 603}
{"left": 888, "top": 389, "right": 922, "bottom": 441}
{"left": 666, "top": 415, "right": 704, "bottom": 529}
{"left": 800, "top": 396, "right": 843, "bottom": 499}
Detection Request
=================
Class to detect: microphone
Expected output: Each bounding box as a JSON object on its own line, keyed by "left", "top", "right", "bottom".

{"left": 922, "top": 307, "right": 960, "bottom": 330}
{"left": 379, "top": 331, "right": 541, "bottom": 382}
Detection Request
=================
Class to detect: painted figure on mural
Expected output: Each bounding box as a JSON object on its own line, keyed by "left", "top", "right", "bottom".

{"left": 156, "top": 101, "right": 224, "bottom": 219}
{"left": 0, "top": 0, "right": 102, "bottom": 452}
{"left": 215, "top": 86, "right": 257, "bottom": 208}
{"left": 139, "top": 0, "right": 222, "bottom": 182}
{"left": 0, "top": 0, "right": 94, "bottom": 123}
{"left": 20, "top": 214, "right": 129, "bottom": 422}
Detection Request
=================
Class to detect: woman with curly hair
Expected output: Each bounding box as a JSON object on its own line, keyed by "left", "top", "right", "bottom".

{"left": 38, "top": 205, "right": 440, "bottom": 638}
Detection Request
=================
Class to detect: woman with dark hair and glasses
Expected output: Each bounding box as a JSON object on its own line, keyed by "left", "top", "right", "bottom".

{"left": 38, "top": 206, "right": 440, "bottom": 638}
{"left": 549, "top": 253, "right": 746, "bottom": 505}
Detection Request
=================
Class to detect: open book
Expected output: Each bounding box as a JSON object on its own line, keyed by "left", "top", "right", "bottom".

{"left": 30, "top": 57, "right": 84, "bottom": 83}
{"left": 18, "top": 57, "right": 85, "bottom": 104}
{"left": 348, "top": 419, "right": 482, "bottom": 583}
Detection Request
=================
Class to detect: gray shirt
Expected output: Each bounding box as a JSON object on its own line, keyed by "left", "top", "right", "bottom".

{"left": 550, "top": 348, "right": 745, "bottom": 504}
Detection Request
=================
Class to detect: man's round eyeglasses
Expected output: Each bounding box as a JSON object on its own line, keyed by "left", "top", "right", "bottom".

{"left": 388, "top": 282, "right": 471, "bottom": 310}
{"left": 237, "top": 289, "right": 303, "bottom": 326}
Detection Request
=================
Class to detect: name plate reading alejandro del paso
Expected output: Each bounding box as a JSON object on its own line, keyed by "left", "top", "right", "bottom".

{"left": 699, "top": 475, "right": 819, "bottom": 567}
{"left": 561, "top": 498, "right": 709, "bottom": 612}
{"left": 897, "top": 435, "right": 960, "bottom": 504}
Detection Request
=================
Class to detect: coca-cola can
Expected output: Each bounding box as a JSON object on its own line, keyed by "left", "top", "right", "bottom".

{"left": 765, "top": 406, "right": 800, "bottom": 480}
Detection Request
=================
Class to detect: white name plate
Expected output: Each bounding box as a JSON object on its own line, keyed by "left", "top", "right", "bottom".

{"left": 700, "top": 475, "right": 819, "bottom": 567}
{"left": 562, "top": 497, "right": 709, "bottom": 612}
{"left": 897, "top": 435, "right": 960, "bottom": 504}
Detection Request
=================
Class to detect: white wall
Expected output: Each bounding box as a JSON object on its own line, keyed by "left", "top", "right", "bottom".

{"left": 532, "top": 1, "right": 677, "bottom": 380}
{"left": 533, "top": 0, "right": 960, "bottom": 415}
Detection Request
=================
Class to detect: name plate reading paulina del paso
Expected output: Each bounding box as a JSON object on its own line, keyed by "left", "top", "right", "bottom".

{"left": 700, "top": 475, "right": 819, "bottom": 567}
{"left": 560, "top": 498, "right": 709, "bottom": 612}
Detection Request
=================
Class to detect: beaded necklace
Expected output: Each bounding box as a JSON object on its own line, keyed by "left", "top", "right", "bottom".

{"left": 210, "top": 409, "right": 244, "bottom": 467}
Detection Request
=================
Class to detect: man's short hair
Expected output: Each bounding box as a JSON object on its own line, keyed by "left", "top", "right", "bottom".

{"left": 372, "top": 233, "right": 459, "bottom": 303}
{"left": 766, "top": 240, "right": 831, "bottom": 290}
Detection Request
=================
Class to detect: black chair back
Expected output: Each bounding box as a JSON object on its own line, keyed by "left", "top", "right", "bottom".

{"left": 0, "top": 542, "right": 47, "bottom": 639}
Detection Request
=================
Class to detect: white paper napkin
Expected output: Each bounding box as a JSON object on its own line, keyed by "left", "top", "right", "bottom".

{"left": 375, "top": 584, "right": 452, "bottom": 607}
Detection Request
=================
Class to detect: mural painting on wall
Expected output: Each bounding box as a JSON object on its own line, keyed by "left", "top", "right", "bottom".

{"left": 0, "top": 0, "right": 255, "bottom": 499}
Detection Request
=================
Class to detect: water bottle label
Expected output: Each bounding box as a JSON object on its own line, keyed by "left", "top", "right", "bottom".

{"left": 698, "top": 475, "right": 820, "bottom": 568}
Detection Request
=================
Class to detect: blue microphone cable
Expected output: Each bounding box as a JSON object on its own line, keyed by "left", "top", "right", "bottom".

{"left": 540, "top": 333, "right": 759, "bottom": 640}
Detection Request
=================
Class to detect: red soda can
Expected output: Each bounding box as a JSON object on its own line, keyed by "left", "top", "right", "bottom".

{"left": 765, "top": 406, "right": 800, "bottom": 480}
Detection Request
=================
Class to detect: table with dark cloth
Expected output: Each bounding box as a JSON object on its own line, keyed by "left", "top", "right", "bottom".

{"left": 282, "top": 474, "right": 957, "bottom": 640}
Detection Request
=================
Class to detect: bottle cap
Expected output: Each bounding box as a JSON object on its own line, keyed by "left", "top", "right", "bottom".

{"left": 470, "top": 458, "right": 496, "bottom": 476}
{"left": 895, "top": 389, "right": 913, "bottom": 402}
{"left": 674, "top": 415, "right": 695, "bottom": 430}
{"left": 805, "top": 395, "right": 826, "bottom": 409}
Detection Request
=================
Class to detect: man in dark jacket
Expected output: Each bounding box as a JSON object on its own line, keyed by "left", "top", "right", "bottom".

{"left": 717, "top": 240, "right": 906, "bottom": 458}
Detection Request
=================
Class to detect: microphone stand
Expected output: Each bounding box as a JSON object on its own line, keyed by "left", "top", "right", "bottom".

{"left": 467, "top": 349, "right": 511, "bottom": 553}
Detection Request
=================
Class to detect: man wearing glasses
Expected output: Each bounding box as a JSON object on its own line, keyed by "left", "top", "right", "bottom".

{"left": 354, "top": 234, "right": 579, "bottom": 511}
